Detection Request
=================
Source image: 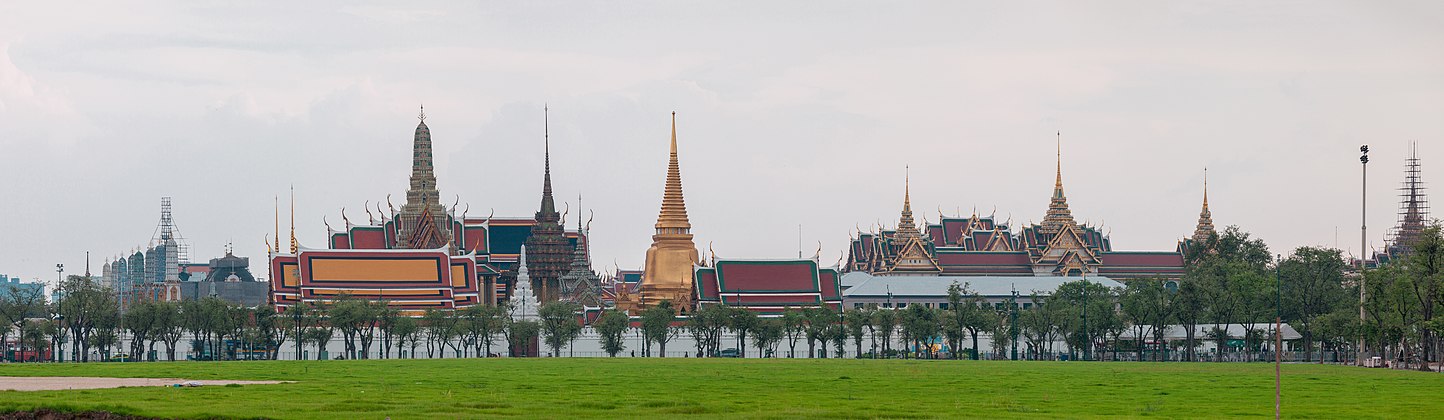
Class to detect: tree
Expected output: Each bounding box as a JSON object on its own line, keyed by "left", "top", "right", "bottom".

{"left": 376, "top": 303, "right": 399, "bottom": 359}
{"left": 0, "top": 281, "right": 46, "bottom": 361}
{"left": 781, "top": 307, "right": 806, "bottom": 358}
{"left": 639, "top": 300, "right": 678, "bottom": 357}
{"left": 959, "top": 292, "right": 992, "bottom": 361}
{"left": 504, "top": 318, "right": 540, "bottom": 357}
{"left": 122, "top": 301, "right": 157, "bottom": 361}
{"left": 751, "top": 318, "right": 782, "bottom": 357}
{"left": 943, "top": 282, "right": 979, "bottom": 359}
{"left": 328, "top": 295, "right": 375, "bottom": 359}
{"left": 1280, "top": 246, "right": 1349, "bottom": 362}
{"left": 421, "top": 308, "right": 445, "bottom": 358}
{"left": 1122, "top": 280, "right": 1172, "bottom": 362}
{"left": 55, "top": 275, "right": 116, "bottom": 362}
{"left": 843, "top": 307, "right": 869, "bottom": 358}
{"left": 871, "top": 307, "right": 898, "bottom": 357}
{"left": 1173, "top": 280, "right": 1205, "bottom": 361}
{"left": 804, "top": 307, "right": 836, "bottom": 358}
{"left": 281, "top": 304, "right": 311, "bottom": 361}
{"left": 539, "top": 301, "right": 583, "bottom": 357}
{"left": 898, "top": 304, "right": 939, "bottom": 359}
{"left": 595, "top": 310, "right": 629, "bottom": 357}
{"left": 22, "top": 319, "right": 48, "bottom": 362}
{"left": 729, "top": 307, "right": 759, "bottom": 358}
{"left": 254, "top": 305, "right": 287, "bottom": 361}
{"left": 153, "top": 301, "right": 184, "bottom": 361}
{"left": 465, "top": 304, "right": 505, "bottom": 357}
{"left": 391, "top": 316, "right": 419, "bottom": 358}
{"left": 1399, "top": 224, "right": 1443, "bottom": 369}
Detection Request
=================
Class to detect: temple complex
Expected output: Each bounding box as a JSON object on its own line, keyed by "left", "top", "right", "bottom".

{"left": 269, "top": 108, "right": 589, "bottom": 314}
{"left": 846, "top": 134, "right": 1190, "bottom": 281}
{"left": 617, "top": 113, "right": 701, "bottom": 314}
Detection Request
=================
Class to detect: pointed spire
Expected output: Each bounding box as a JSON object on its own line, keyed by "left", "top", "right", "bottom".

{"left": 540, "top": 105, "right": 555, "bottom": 214}
{"left": 654, "top": 111, "right": 692, "bottom": 233}
{"left": 273, "top": 195, "right": 280, "bottom": 253}
{"left": 1192, "top": 167, "right": 1216, "bottom": 243}
{"left": 896, "top": 166, "right": 921, "bottom": 239}
{"left": 1041, "top": 131, "right": 1076, "bottom": 235}
{"left": 289, "top": 185, "right": 298, "bottom": 253}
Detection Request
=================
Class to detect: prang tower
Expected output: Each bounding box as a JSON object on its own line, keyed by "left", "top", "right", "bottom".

{"left": 394, "top": 108, "right": 454, "bottom": 250}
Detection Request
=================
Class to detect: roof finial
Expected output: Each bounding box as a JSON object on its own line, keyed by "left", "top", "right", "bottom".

{"left": 544, "top": 104, "right": 550, "bottom": 174}
{"left": 418, "top": 103, "right": 426, "bottom": 122}
{"left": 290, "top": 185, "right": 298, "bottom": 253}
{"left": 1056, "top": 130, "right": 1062, "bottom": 187}
{"left": 1203, "top": 166, "right": 1209, "bottom": 205}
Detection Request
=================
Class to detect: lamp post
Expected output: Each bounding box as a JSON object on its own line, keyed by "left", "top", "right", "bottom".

{"left": 1275, "top": 253, "right": 1283, "bottom": 420}
{"left": 1010, "top": 285, "right": 1019, "bottom": 361}
{"left": 1358, "top": 145, "right": 1368, "bottom": 366}
{"left": 1084, "top": 274, "right": 1091, "bottom": 362}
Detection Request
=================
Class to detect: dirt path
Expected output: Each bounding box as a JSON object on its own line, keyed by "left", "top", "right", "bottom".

{"left": 0, "top": 377, "right": 288, "bottom": 391}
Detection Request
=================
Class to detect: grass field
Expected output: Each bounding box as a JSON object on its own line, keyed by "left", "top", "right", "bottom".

{"left": 0, "top": 358, "right": 1440, "bottom": 419}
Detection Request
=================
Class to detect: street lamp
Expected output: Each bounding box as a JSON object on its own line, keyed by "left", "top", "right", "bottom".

{"left": 1358, "top": 144, "right": 1369, "bottom": 366}
{"left": 1082, "top": 271, "right": 1090, "bottom": 361}
{"left": 1010, "top": 285, "right": 1019, "bottom": 361}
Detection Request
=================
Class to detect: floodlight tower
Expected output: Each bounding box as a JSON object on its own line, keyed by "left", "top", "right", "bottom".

{"left": 1358, "top": 145, "right": 1368, "bottom": 366}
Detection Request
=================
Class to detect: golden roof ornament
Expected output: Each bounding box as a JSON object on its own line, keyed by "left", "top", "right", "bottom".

{"left": 1041, "top": 131, "right": 1077, "bottom": 235}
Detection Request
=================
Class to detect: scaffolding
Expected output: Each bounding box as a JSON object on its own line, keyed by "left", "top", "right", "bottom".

{"left": 1386, "top": 142, "right": 1429, "bottom": 257}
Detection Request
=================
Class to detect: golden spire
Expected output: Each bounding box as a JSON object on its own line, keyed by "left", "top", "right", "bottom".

{"left": 654, "top": 111, "right": 692, "bottom": 234}
{"left": 896, "top": 166, "right": 920, "bottom": 239}
{"left": 274, "top": 195, "right": 280, "bottom": 254}
{"left": 1041, "top": 131, "right": 1076, "bottom": 235}
{"left": 1192, "top": 167, "right": 1216, "bottom": 243}
{"left": 290, "top": 185, "right": 298, "bottom": 253}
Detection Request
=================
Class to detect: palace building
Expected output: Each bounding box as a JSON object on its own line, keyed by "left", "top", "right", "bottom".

{"left": 269, "top": 108, "right": 591, "bottom": 313}
{"left": 846, "top": 136, "right": 1201, "bottom": 282}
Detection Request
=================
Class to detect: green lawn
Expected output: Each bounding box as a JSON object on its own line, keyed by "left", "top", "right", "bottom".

{"left": 0, "top": 358, "right": 1438, "bottom": 419}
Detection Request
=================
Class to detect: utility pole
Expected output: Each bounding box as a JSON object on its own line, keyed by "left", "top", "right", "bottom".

{"left": 1358, "top": 145, "right": 1368, "bottom": 366}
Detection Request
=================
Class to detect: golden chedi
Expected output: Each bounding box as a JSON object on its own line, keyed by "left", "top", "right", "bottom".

{"left": 621, "top": 112, "right": 700, "bottom": 314}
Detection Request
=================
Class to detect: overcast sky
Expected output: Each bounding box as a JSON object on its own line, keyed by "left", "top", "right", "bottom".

{"left": 2, "top": 1, "right": 1440, "bottom": 285}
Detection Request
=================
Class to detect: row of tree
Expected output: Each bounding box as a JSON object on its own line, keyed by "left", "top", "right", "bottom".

{"left": 4, "top": 225, "right": 1439, "bottom": 366}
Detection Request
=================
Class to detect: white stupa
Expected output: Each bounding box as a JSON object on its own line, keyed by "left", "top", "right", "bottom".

{"left": 509, "top": 245, "right": 540, "bottom": 321}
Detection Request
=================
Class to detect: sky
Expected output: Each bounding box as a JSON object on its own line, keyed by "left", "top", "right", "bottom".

{"left": 1, "top": 1, "right": 1440, "bottom": 286}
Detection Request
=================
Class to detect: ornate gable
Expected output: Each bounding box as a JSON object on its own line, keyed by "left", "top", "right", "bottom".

{"left": 1035, "top": 225, "right": 1100, "bottom": 275}
{"left": 889, "top": 237, "right": 941, "bottom": 273}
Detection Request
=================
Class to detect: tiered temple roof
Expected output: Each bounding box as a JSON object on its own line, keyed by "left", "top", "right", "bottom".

{"left": 693, "top": 259, "right": 843, "bottom": 314}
